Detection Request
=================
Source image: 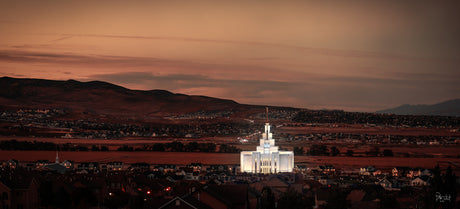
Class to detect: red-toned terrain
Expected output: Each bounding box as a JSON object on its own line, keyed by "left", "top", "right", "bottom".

{"left": 0, "top": 77, "right": 258, "bottom": 121}
{"left": 1, "top": 76, "right": 459, "bottom": 174}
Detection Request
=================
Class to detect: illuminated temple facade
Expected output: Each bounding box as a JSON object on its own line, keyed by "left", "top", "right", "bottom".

{"left": 240, "top": 123, "right": 294, "bottom": 173}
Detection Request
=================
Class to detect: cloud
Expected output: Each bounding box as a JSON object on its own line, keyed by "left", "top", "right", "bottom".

{"left": 1, "top": 49, "right": 458, "bottom": 111}
{"left": 0, "top": 50, "right": 171, "bottom": 67}
{"left": 54, "top": 33, "right": 438, "bottom": 61}
{"left": 0, "top": 49, "right": 305, "bottom": 81}
{"left": 88, "top": 71, "right": 460, "bottom": 112}
{"left": 89, "top": 72, "right": 299, "bottom": 100}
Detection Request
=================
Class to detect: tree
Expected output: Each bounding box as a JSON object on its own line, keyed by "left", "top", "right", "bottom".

{"left": 72, "top": 187, "right": 98, "bottom": 208}
{"left": 323, "top": 188, "right": 349, "bottom": 209}
{"left": 382, "top": 149, "right": 394, "bottom": 157}
{"left": 293, "top": 147, "right": 305, "bottom": 155}
{"left": 260, "top": 186, "right": 276, "bottom": 209}
{"left": 330, "top": 146, "right": 340, "bottom": 156}
{"left": 308, "top": 145, "right": 329, "bottom": 156}
{"left": 346, "top": 149, "right": 354, "bottom": 157}
{"left": 443, "top": 166, "right": 457, "bottom": 209}
{"left": 277, "top": 188, "right": 313, "bottom": 209}
{"left": 423, "top": 165, "right": 457, "bottom": 209}
{"left": 380, "top": 194, "right": 399, "bottom": 208}
{"left": 76, "top": 145, "right": 89, "bottom": 151}
{"left": 219, "top": 144, "right": 241, "bottom": 153}
{"left": 117, "top": 145, "right": 133, "bottom": 152}
{"left": 38, "top": 180, "right": 54, "bottom": 207}
{"left": 91, "top": 145, "right": 100, "bottom": 151}
{"left": 200, "top": 143, "right": 216, "bottom": 152}
{"left": 151, "top": 143, "right": 165, "bottom": 151}
{"left": 366, "top": 146, "right": 380, "bottom": 157}
{"left": 54, "top": 187, "right": 71, "bottom": 208}
{"left": 167, "top": 141, "right": 184, "bottom": 152}
{"left": 185, "top": 142, "right": 199, "bottom": 152}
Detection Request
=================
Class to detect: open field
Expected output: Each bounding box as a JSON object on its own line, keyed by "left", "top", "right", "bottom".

{"left": 2, "top": 136, "right": 460, "bottom": 157}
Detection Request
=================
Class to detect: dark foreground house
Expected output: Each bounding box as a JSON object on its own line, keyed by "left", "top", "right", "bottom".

{"left": 158, "top": 196, "right": 213, "bottom": 209}
{"left": 0, "top": 175, "right": 39, "bottom": 209}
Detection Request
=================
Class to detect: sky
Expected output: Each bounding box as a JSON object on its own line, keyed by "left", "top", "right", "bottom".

{"left": 0, "top": 0, "right": 459, "bottom": 112}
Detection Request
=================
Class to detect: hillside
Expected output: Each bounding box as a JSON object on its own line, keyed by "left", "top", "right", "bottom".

{"left": 376, "top": 99, "right": 460, "bottom": 116}
{"left": 0, "top": 77, "right": 243, "bottom": 120}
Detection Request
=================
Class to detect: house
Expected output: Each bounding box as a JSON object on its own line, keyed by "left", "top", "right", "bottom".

{"left": 158, "top": 196, "right": 213, "bottom": 209}
{"left": 421, "top": 169, "right": 432, "bottom": 177}
{"left": 2, "top": 159, "right": 19, "bottom": 169}
{"left": 77, "top": 162, "right": 100, "bottom": 172}
{"left": 207, "top": 165, "right": 229, "bottom": 173}
{"left": 407, "top": 168, "right": 423, "bottom": 178}
{"left": 359, "top": 166, "right": 375, "bottom": 176}
{"left": 251, "top": 176, "right": 291, "bottom": 195}
{"left": 192, "top": 184, "right": 254, "bottom": 209}
{"left": 107, "top": 161, "right": 124, "bottom": 171}
{"left": 44, "top": 163, "right": 67, "bottom": 174}
{"left": 294, "top": 165, "right": 308, "bottom": 173}
{"left": 376, "top": 178, "right": 400, "bottom": 191}
{"left": 129, "top": 162, "right": 150, "bottom": 171}
{"left": 377, "top": 178, "right": 392, "bottom": 189}
{"left": 319, "top": 165, "right": 336, "bottom": 174}
{"left": 34, "top": 160, "right": 50, "bottom": 169}
{"left": 318, "top": 176, "right": 336, "bottom": 187}
{"left": 154, "top": 164, "right": 177, "bottom": 173}
{"left": 392, "top": 167, "right": 410, "bottom": 177}
{"left": 184, "top": 172, "right": 201, "bottom": 181}
{"left": 410, "top": 176, "right": 430, "bottom": 186}
{"left": 187, "top": 163, "right": 202, "bottom": 172}
{"left": 61, "top": 160, "right": 74, "bottom": 169}
{"left": 372, "top": 170, "right": 382, "bottom": 176}
{"left": 0, "top": 176, "right": 39, "bottom": 209}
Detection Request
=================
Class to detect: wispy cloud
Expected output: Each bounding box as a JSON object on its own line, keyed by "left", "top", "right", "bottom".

{"left": 86, "top": 71, "right": 459, "bottom": 112}
{"left": 51, "top": 33, "right": 439, "bottom": 61}
{"left": 89, "top": 72, "right": 298, "bottom": 99}
{"left": 1, "top": 49, "right": 458, "bottom": 111}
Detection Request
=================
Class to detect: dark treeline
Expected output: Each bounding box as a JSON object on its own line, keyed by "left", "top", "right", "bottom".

{"left": 118, "top": 142, "right": 241, "bottom": 153}
{"left": 0, "top": 140, "right": 96, "bottom": 151}
{"left": 0, "top": 140, "right": 56, "bottom": 151}
{"left": 293, "top": 110, "right": 460, "bottom": 128}
{"left": 0, "top": 140, "right": 240, "bottom": 153}
{"left": 294, "top": 145, "right": 396, "bottom": 157}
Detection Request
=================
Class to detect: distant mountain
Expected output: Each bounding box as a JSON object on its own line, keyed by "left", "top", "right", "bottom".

{"left": 376, "top": 99, "right": 460, "bottom": 116}
{"left": 0, "top": 77, "right": 243, "bottom": 120}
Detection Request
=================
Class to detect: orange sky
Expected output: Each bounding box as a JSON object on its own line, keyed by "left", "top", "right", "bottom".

{"left": 1, "top": 0, "right": 459, "bottom": 111}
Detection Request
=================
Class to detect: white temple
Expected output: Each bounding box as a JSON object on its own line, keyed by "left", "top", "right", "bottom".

{"left": 240, "top": 123, "right": 294, "bottom": 173}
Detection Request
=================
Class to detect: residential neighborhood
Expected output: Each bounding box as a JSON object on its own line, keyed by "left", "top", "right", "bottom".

{"left": 1, "top": 157, "right": 458, "bottom": 209}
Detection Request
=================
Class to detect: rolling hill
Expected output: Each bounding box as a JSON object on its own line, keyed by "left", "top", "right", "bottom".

{"left": 0, "top": 77, "right": 244, "bottom": 120}
{"left": 376, "top": 99, "right": 460, "bottom": 116}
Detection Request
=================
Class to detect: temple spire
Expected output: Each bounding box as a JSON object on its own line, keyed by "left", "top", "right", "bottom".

{"left": 55, "top": 151, "right": 59, "bottom": 164}
{"left": 265, "top": 107, "right": 269, "bottom": 123}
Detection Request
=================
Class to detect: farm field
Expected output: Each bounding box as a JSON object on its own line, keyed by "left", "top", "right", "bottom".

{"left": 2, "top": 136, "right": 460, "bottom": 157}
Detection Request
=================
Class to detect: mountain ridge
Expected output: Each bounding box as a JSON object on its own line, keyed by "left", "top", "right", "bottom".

{"left": 376, "top": 99, "right": 460, "bottom": 116}
{"left": 0, "top": 76, "right": 242, "bottom": 120}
